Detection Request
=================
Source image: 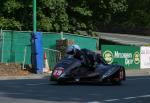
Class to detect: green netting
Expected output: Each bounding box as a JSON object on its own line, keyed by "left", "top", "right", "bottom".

{"left": 42, "top": 32, "right": 98, "bottom": 51}
{"left": 42, "top": 33, "right": 60, "bottom": 49}
{"left": 0, "top": 36, "right": 2, "bottom": 60}
{"left": 1, "top": 31, "right": 31, "bottom": 64}
{"left": 63, "top": 33, "right": 97, "bottom": 51}
{"left": 0, "top": 30, "right": 98, "bottom": 67}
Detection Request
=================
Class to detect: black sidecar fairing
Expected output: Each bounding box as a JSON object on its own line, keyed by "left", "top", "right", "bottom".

{"left": 50, "top": 56, "right": 82, "bottom": 81}
{"left": 50, "top": 55, "right": 126, "bottom": 84}
{"left": 95, "top": 63, "right": 125, "bottom": 82}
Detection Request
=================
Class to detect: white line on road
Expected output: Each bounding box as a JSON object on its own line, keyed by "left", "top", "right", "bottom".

{"left": 103, "top": 94, "right": 150, "bottom": 102}
{"left": 25, "top": 83, "right": 49, "bottom": 86}
{"left": 138, "top": 95, "right": 150, "bottom": 98}
{"left": 86, "top": 101, "right": 103, "bottom": 103}
{"left": 123, "top": 97, "right": 137, "bottom": 100}
{"left": 104, "top": 99, "right": 119, "bottom": 102}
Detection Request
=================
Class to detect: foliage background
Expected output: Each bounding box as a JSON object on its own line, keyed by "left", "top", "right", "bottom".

{"left": 0, "top": 0, "right": 149, "bottom": 35}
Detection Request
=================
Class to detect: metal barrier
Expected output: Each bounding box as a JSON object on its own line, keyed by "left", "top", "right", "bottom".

{"left": 44, "top": 48, "right": 61, "bottom": 70}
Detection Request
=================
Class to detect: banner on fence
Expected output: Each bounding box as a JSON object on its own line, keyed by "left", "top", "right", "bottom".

{"left": 140, "top": 46, "right": 150, "bottom": 69}
{"left": 101, "top": 45, "right": 140, "bottom": 69}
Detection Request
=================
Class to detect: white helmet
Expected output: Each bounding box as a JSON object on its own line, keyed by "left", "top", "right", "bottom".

{"left": 66, "top": 44, "right": 81, "bottom": 54}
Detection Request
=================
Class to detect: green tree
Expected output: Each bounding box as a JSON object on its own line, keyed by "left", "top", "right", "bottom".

{"left": 0, "top": 0, "right": 128, "bottom": 35}
{"left": 0, "top": 0, "right": 23, "bottom": 30}
{"left": 67, "top": 0, "right": 127, "bottom": 34}
{"left": 37, "top": 0, "right": 69, "bottom": 32}
{"left": 124, "top": 0, "right": 150, "bottom": 27}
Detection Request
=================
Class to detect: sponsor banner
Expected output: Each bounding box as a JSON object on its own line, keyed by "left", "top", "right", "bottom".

{"left": 140, "top": 46, "right": 150, "bottom": 69}
{"left": 102, "top": 45, "right": 140, "bottom": 69}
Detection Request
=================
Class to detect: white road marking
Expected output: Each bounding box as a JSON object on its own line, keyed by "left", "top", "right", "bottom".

{"left": 86, "top": 101, "right": 103, "bottom": 103}
{"left": 123, "top": 97, "right": 137, "bottom": 100}
{"left": 138, "top": 95, "right": 150, "bottom": 98}
{"left": 26, "top": 83, "right": 49, "bottom": 86}
{"left": 104, "top": 99, "right": 119, "bottom": 102}
{"left": 103, "top": 94, "right": 150, "bottom": 102}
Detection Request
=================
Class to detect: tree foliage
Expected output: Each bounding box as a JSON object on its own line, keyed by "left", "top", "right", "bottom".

{"left": 1, "top": 0, "right": 149, "bottom": 35}
{"left": 37, "top": 0, "right": 69, "bottom": 32}
{"left": 125, "top": 0, "right": 150, "bottom": 27}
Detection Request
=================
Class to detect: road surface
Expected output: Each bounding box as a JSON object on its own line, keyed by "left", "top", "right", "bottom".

{"left": 0, "top": 75, "right": 150, "bottom": 103}
{"left": 98, "top": 32, "right": 150, "bottom": 46}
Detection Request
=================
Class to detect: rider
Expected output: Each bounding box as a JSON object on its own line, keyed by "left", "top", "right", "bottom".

{"left": 66, "top": 44, "right": 82, "bottom": 59}
{"left": 66, "top": 44, "right": 102, "bottom": 70}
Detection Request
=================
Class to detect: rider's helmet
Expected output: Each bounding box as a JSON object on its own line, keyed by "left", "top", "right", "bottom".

{"left": 66, "top": 44, "right": 81, "bottom": 55}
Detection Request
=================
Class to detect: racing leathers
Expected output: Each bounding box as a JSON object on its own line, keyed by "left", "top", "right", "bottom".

{"left": 73, "top": 48, "right": 103, "bottom": 71}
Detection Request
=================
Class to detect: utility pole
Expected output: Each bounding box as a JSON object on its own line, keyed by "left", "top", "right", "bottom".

{"left": 33, "top": 0, "right": 36, "bottom": 32}
{"left": 32, "top": 0, "right": 43, "bottom": 74}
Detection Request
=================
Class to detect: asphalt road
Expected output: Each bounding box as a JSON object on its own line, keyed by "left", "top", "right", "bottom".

{"left": 0, "top": 76, "right": 150, "bottom": 103}
{"left": 98, "top": 32, "right": 150, "bottom": 45}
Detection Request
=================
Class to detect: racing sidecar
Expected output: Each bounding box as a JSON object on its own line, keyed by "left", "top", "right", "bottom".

{"left": 50, "top": 55, "right": 126, "bottom": 85}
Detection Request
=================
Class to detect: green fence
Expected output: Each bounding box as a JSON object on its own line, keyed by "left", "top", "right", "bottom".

{"left": 101, "top": 45, "right": 140, "bottom": 69}
{"left": 0, "top": 31, "right": 31, "bottom": 64}
{"left": 42, "top": 32, "right": 98, "bottom": 51}
{"left": 0, "top": 30, "right": 98, "bottom": 68}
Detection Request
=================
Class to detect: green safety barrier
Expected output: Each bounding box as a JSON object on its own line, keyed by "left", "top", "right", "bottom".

{"left": 101, "top": 45, "right": 140, "bottom": 69}
{"left": 42, "top": 32, "right": 98, "bottom": 51}
{"left": 0, "top": 31, "right": 31, "bottom": 64}
{"left": 0, "top": 30, "right": 98, "bottom": 67}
